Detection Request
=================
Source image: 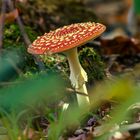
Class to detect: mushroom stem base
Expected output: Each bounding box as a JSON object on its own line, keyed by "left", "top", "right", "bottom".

{"left": 65, "top": 48, "right": 90, "bottom": 107}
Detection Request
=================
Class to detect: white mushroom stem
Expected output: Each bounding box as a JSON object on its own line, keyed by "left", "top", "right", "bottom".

{"left": 65, "top": 47, "right": 90, "bottom": 106}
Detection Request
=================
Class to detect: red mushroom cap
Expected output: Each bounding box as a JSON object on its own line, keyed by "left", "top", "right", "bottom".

{"left": 28, "top": 22, "right": 106, "bottom": 55}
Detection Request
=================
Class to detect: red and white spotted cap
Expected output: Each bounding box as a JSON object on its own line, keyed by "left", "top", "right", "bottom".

{"left": 28, "top": 22, "right": 106, "bottom": 54}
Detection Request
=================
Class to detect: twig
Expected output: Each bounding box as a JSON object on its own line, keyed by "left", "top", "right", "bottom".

{"left": 122, "top": 123, "right": 140, "bottom": 131}
{"left": 7, "top": 0, "right": 45, "bottom": 71}
{"left": 66, "top": 87, "right": 88, "bottom": 96}
{"left": 0, "top": 81, "right": 22, "bottom": 86}
{"left": 105, "top": 54, "right": 119, "bottom": 71}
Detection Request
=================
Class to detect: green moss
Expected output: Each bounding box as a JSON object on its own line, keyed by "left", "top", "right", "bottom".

{"left": 3, "top": 23, "right": 39, "bottom": 73}
{"left": 79, "top": 47, "right": 105, "bottom": 86}
{"left": 3, "top": 23, "right": 38, "bottom": 49}
{"left": 41, "top": 47, "right": 105, "bottom": 87}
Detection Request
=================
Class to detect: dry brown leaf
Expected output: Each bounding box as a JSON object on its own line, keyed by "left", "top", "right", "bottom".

{"left": 0, "top": 9, "right": 19, "bottom": 24}
{"left": 100, "top": 36, "right": 140, "bottom": 55}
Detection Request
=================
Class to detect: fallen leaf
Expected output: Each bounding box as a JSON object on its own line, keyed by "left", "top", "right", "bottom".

{"left": 100, "top": 36, "right": 140, "bottom": 55}
{"left": 0, "top": 9, "right": 19, "bottom": 24}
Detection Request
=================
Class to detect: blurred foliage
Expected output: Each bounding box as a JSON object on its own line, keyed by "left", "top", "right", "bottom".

{"left": 48, "top": 77, "right": 140, "bottom": 139}
{"left": 0, "top": 51, "right": 21, "bottom": 82}
{"left": 0, "top": 72, "right": 66, "bottom": 113}
{"left": 0, "top": 62, "right": 140, "bottom": 140}
{"left": 0, "top": 70, "right": 67, "bottom": 139}
{"left": 134, "top": 0, "right": 140, "bottom": 14}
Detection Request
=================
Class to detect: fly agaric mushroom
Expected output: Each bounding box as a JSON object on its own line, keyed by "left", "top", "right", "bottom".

{"left": 28, "top": 22, "right": 106, "bottom": 107}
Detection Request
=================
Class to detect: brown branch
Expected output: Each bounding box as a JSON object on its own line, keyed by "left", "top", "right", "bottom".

{"left": 66, "top": 88, "right": 88, "bottom": 96}
{"left": 6, "top": 0, "right": 45, "bottom": 70}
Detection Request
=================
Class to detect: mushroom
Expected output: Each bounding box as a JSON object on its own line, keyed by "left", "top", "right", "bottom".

{"left": 27, "top": 22, "right": 106, "bottom": 107}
